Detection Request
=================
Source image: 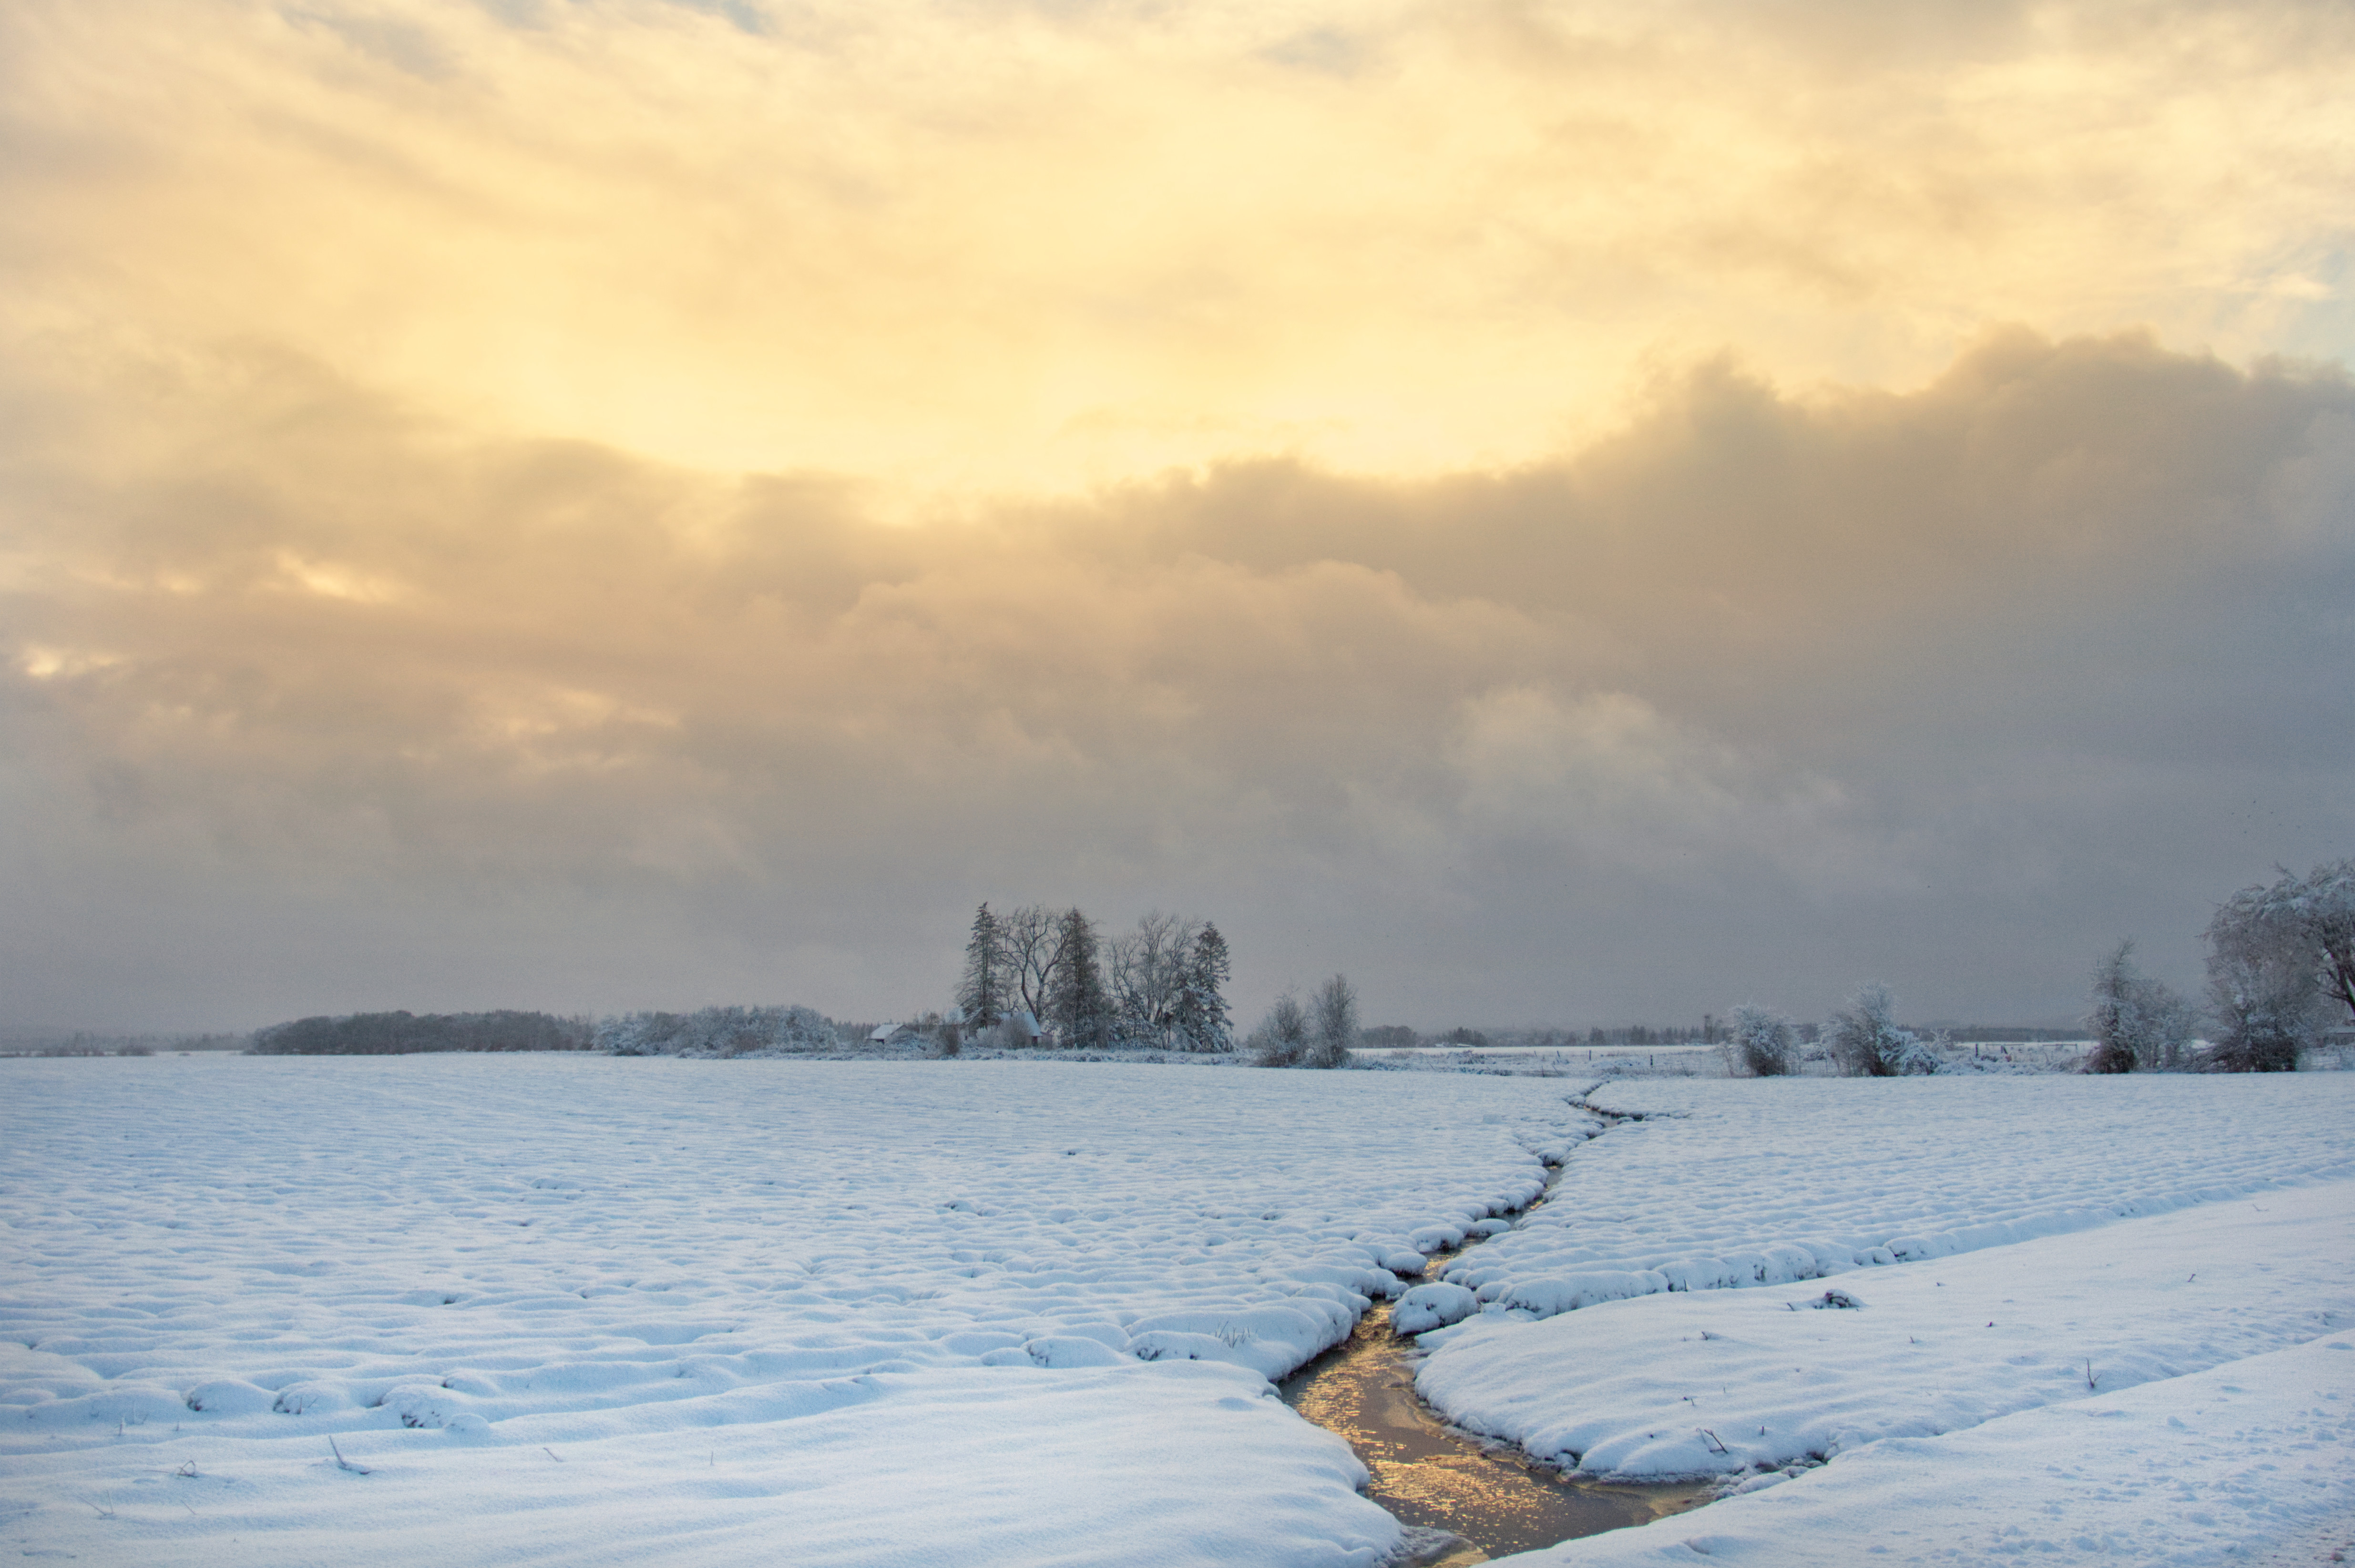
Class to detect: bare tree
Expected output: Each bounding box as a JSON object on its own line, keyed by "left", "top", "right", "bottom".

{"left": 998, "top": 905, "right": 1068, "bottom": 1021}
{"left": 1108, "top": 911, "right": 1201, "bottom": 1049}
{"left": 1306, "top": 974, "right": 1358, "bottom": 1069}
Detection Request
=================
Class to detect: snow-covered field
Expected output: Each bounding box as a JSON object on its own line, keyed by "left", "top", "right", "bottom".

{"left": 0, "top": 1056, "right": 1581, "bottom": 1567}
{"left": 4, "top": 1060, "right": 2350, "bottom": 1567}
{"left": 1416, "top": 1077, "right": 2355, "bottom": 1565}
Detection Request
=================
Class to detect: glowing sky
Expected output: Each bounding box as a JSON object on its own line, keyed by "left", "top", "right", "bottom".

{"left": 4, "top": 0, "right": 2351, "bottom": 1031}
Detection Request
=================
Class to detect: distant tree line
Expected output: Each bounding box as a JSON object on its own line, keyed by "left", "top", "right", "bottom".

{"left": 957, "top": 904, "right": 1231, "bottom": 1052}
{"left": 1708, "top": 855, "right": 2355, "bottom": 1079}
{"left": 595, "top": 1006, "right": 840, "bottom": 1057}
{"left": 250, "top": 1010, "right": 595, "bottom": 1055}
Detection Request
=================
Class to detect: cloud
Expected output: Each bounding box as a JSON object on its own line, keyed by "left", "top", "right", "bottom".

{"left": 2, "top": 328, "right": 2349, "bottom": 1028}
{"left": 1446, "top": 686, "right": 1900, "bottom": 894}
{"left": 2, "top": 0, "right": 2349, "bottom": 494}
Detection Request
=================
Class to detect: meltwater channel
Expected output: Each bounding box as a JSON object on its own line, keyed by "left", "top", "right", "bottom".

{"left": 1278, "top": 1163, "right": 1709, "bottom": 1564}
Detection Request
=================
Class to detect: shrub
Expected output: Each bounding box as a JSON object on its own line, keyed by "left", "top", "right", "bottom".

{"left": 1824, "top": 983, "right": 1936, "bottom": 1076}
{"left": 1724, "top": 1005, "right": 1795, "bottom": 1076}
{"left": 1249, "top": 993, "right": 1309, "bottom": 1066}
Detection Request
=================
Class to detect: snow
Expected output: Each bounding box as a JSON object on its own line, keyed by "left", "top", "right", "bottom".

{"left": 5, "top": 1059, "right": 2351, "bottom": 1566}
{"left": 1418, "top": 1179, "right": 2354, "bottom": 1481}
{"left": 1406, "top": 1075, "right": 2355, "bottom": 1566}
{"left": 0, "top": 1055, "right": 1581, "bottom": 1567}
{"left": 1434, "top": 1076, "right": 2355, "bottom": 1319}
{"left": 1500, "top": 1335, "right": 2355, "bottom": 1567}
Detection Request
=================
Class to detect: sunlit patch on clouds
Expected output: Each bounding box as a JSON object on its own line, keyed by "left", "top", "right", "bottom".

{"left": 274, "top": 552, "right": 407, "bottom": 603}
{"left": 0, "top": 0, "right": 2351, "bottom": 1029}
{"left": 1446, "top": 687, "right": 1908, "bottom": 896}
{"left": 5, "top": 0, "right": 2352, "bottom": 493}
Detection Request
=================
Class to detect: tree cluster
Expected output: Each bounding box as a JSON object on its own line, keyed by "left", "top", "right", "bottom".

{"left": 251, "top": 1010, "right": 594, "bottom": 1055}
{"left": 594, "top": 1005, "right": 839, "bottom": 1057}
{"left": 957, "top": 904, "right": 1232, "bottom": 1051}
{"left": 1251, "top": 975, "right": 1357, "bottom": 1069}
{"left": 2076, "top": 857, "right": 2350, "bottom": 1074}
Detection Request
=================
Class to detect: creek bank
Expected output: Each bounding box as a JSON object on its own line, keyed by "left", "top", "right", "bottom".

{"left": 1281, "top": 1137, "right": 1708, "bottom": 1564}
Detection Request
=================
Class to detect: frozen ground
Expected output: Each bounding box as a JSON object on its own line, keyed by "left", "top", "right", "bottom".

{"left": 0, "top": 1056, "right": 1585, "bottom": 1567}
{"left": 1409, "top": 1076, "right": 2355, "bottom": 1565}
{"left": 4, "top": 1061, "right": 2350, "bottom": 1567}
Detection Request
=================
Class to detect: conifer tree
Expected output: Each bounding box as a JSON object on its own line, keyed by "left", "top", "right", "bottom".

{"left": 1048, "top": 907, "right": 1113, "bottom": 1049}
{"left": 1176, "top": 922, "right": 1233, "bottom": 1052}
{"left": 956, "top": 904, "right": 1005, "bottom": 1029}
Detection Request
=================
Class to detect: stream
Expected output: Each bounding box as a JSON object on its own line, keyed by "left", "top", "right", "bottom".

{"left": 1278, "top": 1165, "right": 1709, "bottom": 1564}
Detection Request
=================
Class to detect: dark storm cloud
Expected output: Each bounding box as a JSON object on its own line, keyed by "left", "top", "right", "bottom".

{"left": 2, "top": 331, "right": 2349, "bottom": 1029}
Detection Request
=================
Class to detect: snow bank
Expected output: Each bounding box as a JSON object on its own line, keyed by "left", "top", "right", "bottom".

{"left": 1441, "top": 1075, "right": 2355, "bottom": 1320}
{"left": 1418, "top": 1178, "right": 2355, "bottom": 1481}
{"left": 0, "top": 1360, "right": 1402, "bottom": 1568}
{"left": 0, "top": 1055, "right": 1588, "bottom": 1566}
{"left": 1504, "top": 1333, "right": 2355, "bottom": 1566}
{"left": 1406, "top": 1075, "right": 2355, "bottom": 1564}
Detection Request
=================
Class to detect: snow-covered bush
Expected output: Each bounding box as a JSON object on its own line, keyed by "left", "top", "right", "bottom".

{"left": 1824, "top": 983, "right": 1936, "bottom": 1076}
{"left": 2083, "top": 940, "right": 2195, "bottom": 1072}
{"left": 1722, "top": 1005, "right": 1795, "bottom": 1077}
{"left": 594, "top": 1005, "right": 840, "bottom": 1058}
{"left": 1249, "top": 993, "right": 1309, "bottom": 1067}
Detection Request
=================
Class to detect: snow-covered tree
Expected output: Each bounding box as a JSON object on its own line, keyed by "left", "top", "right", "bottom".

{"left": 1305, "top": 974, "right": 1358, "bottom": 1069}
{"left": 955, "top": 903, "right": 1006, "bottom": 1029}
{"left": 2206, "top": 859, "right": 2355, "bottom": 1034}
{"left": 2203, "top": 948, "right": 2316, "bottom": 1071}
{"left": 1723, "top": 1004, "right": 1795, "bottom": 1077}
{"left": 594, "top": 1005, "right": 838, "bottom": 1057}
{"left": 1250, "top": 993, "right": 1309, "bottom": 1066}
{"left": 1048, "top": 907, "right": 1114, "bottom": 1049}
{"left": 1824, "top": 982, "right": 1935, "bottom": 1076}
{"left": 2083, "top": 940, "right": 2195, "bottom": 1073}
{"left": 1175, "top": 922, "right": 1233, "bottom": 1052}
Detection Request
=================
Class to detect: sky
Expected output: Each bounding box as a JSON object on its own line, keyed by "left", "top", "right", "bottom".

{"left": 3, "top": 0, "right": 2351, "bottom": 1034}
